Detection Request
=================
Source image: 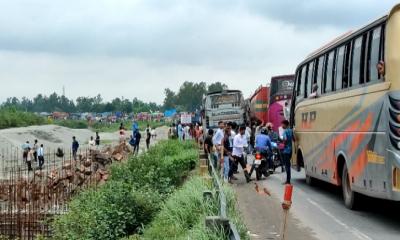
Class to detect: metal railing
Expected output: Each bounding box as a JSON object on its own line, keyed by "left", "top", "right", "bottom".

{"left": 206, "top": 154, "right": 241, "bottom": 240}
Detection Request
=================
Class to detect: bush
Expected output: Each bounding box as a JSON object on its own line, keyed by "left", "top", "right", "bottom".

{"left": 111, "top": 140, "right": 197, "bottom": 195}
{"left": 52, "top": 140, "right": 198, "bottom": 240}
{"left": 52, "top": 181, "right": 160, "bottom": 240}
{"left": 0, "top": 108, "right": 46, "bottom": 129}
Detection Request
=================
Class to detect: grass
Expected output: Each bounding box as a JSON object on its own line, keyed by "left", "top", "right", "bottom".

{"left": 125, "top": 176, "right": 249, "bottom": 240}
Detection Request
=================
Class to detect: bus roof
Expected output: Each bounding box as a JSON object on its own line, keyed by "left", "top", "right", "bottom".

{"left": 206, "top": 89, "right": 242, "bottom": 96}
{"left": 270, "top": 74, "right": 295, "bottom": 81}
{"left": 297, "top": 14, "right": 388, "bottom": 69}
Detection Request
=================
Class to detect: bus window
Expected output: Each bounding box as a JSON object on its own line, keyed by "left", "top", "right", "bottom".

{"left": 368, "top": 26, "right": 382, "bottom": 82}
{"left": 306, "top": 61, "right": 314, "bottom": 98}
{"left": 335, "top": 46, "right": 345, "bottom": 90}
{"left": 324, "top": 51, "right": 334, "bottom": 93}
{"left": 296, "top": 70, "right": 302, "bottom": 97}
{"left": 316, "top": 55, "right": 325, "bottom": 95}
{"left": 351, "top": 36, "right": 364, "bottom": 85}
{"left": 343, "top": 43, "right": 352, "bottom": 88}
{"left": 300, "top": 65, "right": 307, "bottom": 98}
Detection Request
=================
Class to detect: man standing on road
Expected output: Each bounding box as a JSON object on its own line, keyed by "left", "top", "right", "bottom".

{"left": 38, "top": 144, "right": 45, "bottom": 170}
{"left": 133, "top": 130, "right": 141, "bottom": 154}
{"left": 145, "top": 124, "right": 151, "bottom": 150}
{"left": 33, "top": 139, "right": 38, "bottom": 163}
{"left": 26, "top": 147, "right": 34, "bottom": 171}
{"left": 89, "top": 136, "right": 96, "bottom": 150}
{"left": 178, "top": 122, "right": 184, "bottom": 141}
{"left": 212, "top": 121, "right": 225, "bottom": 170}
{"left": 204, "top": 129, "right": 214, "bottom": 156}
{"left": 232, "top": 126, "right": 251, "bottom": 183}
{"left": 22, "top": 141, "right": 30, "bottom": 162}
{"left": 281, "top": 120, "right": 295, "bottom": 184}
{"left": 95, "top": 131, "right": 100, "bottom": 147}
{"left": 72, "top": 136, "right": 79, "bottom": 160}
{"left": 221, "top": 126, "right": 232, "bottom": 183}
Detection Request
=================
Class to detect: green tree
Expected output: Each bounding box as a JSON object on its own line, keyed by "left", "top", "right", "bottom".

{"left": 163, "top": 88, "right": 176, "bottom": 110}
{"left": 176, "top": 81, "right": 207, "bottom": 112}
{"left": 207, "top": 82, "right": 228, "bottom": 93}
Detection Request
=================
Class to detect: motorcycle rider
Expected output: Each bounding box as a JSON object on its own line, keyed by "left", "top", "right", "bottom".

{"left": 250, "top": 128, "right": 272, "bottom": 178}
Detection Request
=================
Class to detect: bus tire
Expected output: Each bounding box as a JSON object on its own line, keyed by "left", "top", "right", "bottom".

{"left": 342, "top": 164, "right": 359, "bottom": 210}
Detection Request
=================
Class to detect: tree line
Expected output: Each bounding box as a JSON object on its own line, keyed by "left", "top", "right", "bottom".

{"left": 1, "top": 94, "right": 161, "bottom": 114}
{"left": 0, "top": 81, "right": 228, "bottom": 113}
{"left": 163, "top": 81, "right": 228, "bottom": 112}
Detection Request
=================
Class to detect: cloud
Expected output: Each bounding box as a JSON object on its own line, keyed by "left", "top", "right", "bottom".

{"left": 243, "top": 0, "right": 398, "bottom": 28}
{"left": 0, "top": 0, "right": 396, "bottom": 104}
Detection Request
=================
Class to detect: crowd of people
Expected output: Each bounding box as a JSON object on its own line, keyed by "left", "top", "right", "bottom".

{"left": 21, "top": 139, "right": 44, "bottom": 171}
{"left": 205, "top": 119, "right": 295, "bottom": 185}
{"left": 21, "top": 122, "right": 159, "bottom": 171}
{"left": 169, "top": 122, "right": 204, "bottom": 146}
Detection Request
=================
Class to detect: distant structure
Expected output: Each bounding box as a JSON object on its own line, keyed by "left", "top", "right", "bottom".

{"left": 62, "top": 86, "right": 65, "bottom": 96}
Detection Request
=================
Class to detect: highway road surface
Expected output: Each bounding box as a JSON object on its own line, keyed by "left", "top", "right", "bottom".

{"left": 232, "top": 157, "right": 400, "bottom": 240}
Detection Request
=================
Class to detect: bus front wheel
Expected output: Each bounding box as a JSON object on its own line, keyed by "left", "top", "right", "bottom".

{"left": 342, "top": 164, "right": 359, "bottom": 210}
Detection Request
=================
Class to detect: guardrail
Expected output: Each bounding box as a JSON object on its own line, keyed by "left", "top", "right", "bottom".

{"left": 205, "top": 154, "right": 241, "bottom": 240}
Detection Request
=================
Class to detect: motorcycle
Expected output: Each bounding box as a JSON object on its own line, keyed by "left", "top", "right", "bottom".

{"left": 270, "top": 142, "right": 283, "bottom": 173}
{"left": 251, "top": 149, "right": 270, "bottom": 181}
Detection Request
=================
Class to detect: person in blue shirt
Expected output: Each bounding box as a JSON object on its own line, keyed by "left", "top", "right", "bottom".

{"left": 255, "top": 128, "right": 273, "bottom": 171}
{"left": 255, "top": 129, "right": 272, "bottom": 157}
{"left": 281, "top": 120, "right": 295, "bottom": 184}
{"left": 72, "top": 136, "right": 79, "bottom": 160}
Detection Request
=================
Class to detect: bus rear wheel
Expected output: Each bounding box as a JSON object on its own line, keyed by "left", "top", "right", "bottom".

{"left": 342, "top": 164, "right": 359, "bottom": 210}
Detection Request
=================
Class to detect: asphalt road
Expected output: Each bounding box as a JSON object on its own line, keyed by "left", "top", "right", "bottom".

{"left": 232, "top": 155, "right": 400, "bottom": 240}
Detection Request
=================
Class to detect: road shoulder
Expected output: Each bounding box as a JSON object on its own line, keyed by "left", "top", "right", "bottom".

{"left": 231, "top": 173, "right": 318, "bottom": 240}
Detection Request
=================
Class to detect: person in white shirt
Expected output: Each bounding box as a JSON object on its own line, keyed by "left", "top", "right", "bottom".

{"left": 212, "top": 121, "right": 225, "bottom": 169}
{"left": 88, "top": 136, "right": 96, "bottom": 150}
{"left": 231, "top": 126, "right": 251, "bottom": 183}
{"left": 184, "top": 125, "right": 191, "bottom": 140}
{"left": 37, "top": 144, "right": 45, "bottom": 170}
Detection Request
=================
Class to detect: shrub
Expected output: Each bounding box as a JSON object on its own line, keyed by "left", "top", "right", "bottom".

{"left": 52, "top": 181, "right": 160, "bottom": 240}
{"left": 52, "top": 140, "right": 198, "bottom": 240}
{"left": 0, "top": 108, "right": 46, "bottom": 129}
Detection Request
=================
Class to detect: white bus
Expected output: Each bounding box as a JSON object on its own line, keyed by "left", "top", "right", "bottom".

{"left": 203, "top": 90, "right": 245, "bottom": 130}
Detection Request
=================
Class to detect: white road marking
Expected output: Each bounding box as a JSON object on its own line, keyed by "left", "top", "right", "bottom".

{"left": 307, "top": 198, "right": 372, "bottom": 240}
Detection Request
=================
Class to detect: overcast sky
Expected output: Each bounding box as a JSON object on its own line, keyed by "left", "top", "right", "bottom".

{"left": 0, "top": 0, "right": 398, "bottom": 104}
